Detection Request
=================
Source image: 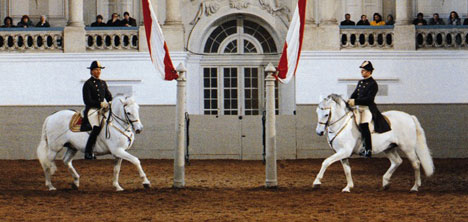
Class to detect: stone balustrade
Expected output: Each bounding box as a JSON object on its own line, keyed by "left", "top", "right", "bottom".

{"left": 340, "top": 26, "right": 394, "bottom": 49}
{"left": 0, "top": 28, "right": 64, "bottom": 52}
{"left": 85, "top": 27, "right": 139, "bottom": 51}
{"left": 416, "top": 26, "right": 468, "bottom": 49}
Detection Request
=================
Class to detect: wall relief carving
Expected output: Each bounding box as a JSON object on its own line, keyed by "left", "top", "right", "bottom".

{"left": 190, "top": 0, "right": 291, "bottom": 26}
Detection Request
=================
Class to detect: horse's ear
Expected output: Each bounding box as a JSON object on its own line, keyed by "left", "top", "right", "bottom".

{"left": 319, "top": 94, "right": 324, "bottom": 102}
{"left": 119, "top": 97, "right": 126, "bottom": 105}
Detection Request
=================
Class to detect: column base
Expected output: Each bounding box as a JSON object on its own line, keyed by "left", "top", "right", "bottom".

{"left": 64, "top": 26, "right": 86, "bottom": 53}
{"left": 162, "top": 24, "right": 185, "bottom": 51}
{"left": 173, "top": 180, "right": 185, "bottom": 188}
{"left": 306, "top": 24, "right": 340, "bottom": 51}
{"left": 138, "top": 26, "right": 148, "bottom": 52}
{"left": 394, "top": 25, "right": 416, "bottom": 51}
{"left": 265, "top": 180, "right": 278, "bottom": 188}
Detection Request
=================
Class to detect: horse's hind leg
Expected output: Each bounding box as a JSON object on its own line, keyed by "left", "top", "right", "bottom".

{"left": 113, "top": 158, "right": 124, "bottom": 191}
{"left": 340, "top": 159, "right": 354, "bottom": 193}
{"left": 313, "top": 151, "right": 350, "bottom": 188}
{"left": 113, "top": 149, "right": 150, "bottom": 189}
{"left": 45, "top": 150, "right": 58, "bottom": 191}
{"left": 404, "top": 149, "right": 421, "bottom": 192}
{"left": 382, "top": 148, "right": 403, "bottom": 190}
{"left": 63, "top": 147, "right": 79, "bottom": 189}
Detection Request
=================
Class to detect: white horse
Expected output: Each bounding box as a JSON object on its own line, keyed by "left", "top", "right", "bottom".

{"left": 36, "top": 96, "right": 150, "bottom": 191}
{"left": 314, "top": 94, "right": 434, "bottom": 192}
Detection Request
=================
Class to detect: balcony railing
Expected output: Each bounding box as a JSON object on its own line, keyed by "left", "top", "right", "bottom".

{"left": 416, "top": 25, "right": 468, "bottom": 49}
{"left": 85, "top": 27, "right": 139, "bottom": 51}
{"left": 0, "top": 27, "right": 64, "bottom": 52}
{"left": 340, "top": 26, "right": 394, "bottom": 49}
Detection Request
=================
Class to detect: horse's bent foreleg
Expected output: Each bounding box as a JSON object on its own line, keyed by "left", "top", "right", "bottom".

{"left": 340, "top": 159, "right": 354, "bottom": 192}
{"left": 313, "top": 151, "right": 350, "bottom": 188}
{"left": 63, "top": 148, "right": 79, "bottom": 189}
{"left": 382, "top": 149, "right": 402, "bottom": 190}
{"left": 113, "top": 158, "right": 124, "bottom": 191}
{"left": 112, "top": 149, "right": 150, "bottom": 188}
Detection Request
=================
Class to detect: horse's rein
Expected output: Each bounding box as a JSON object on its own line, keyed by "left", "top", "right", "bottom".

{"left": 318, "top": 106, "right": 353, "bottom": 149}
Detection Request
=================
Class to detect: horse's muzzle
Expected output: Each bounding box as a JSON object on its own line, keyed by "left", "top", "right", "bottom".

{"left": 136, "top": 129, "right": 142, "bottom": 134}
{"left": 316, "top": 131, "right": 324, "bottom": 136}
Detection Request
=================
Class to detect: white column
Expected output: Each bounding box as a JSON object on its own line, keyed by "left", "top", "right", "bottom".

{"left": 396, "top": 0, "right": 412, "bottom": 25}
{"left": 306, "top": 0, "right": 315, "bottom": 24}
{"left": 265, "top": 63, "right": 277, "bottom": 188}
{"left": 173, "top": 63, "right": 187, "bottom": 188}
{"left": 319, "top": 0, "right": 338, "bottom": 25}
{"left": 166, "top": 0, "right": 182, "bottom": 24}
{"left": 68, "top": 0, "right": 84, "bottom": 27}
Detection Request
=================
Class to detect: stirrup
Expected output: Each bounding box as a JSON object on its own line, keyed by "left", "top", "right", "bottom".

{"left": 359, "top": 149, "right": 372, "bottom": 158}
{"left": 84, "top": 153, "right": 96, "bottom": 160}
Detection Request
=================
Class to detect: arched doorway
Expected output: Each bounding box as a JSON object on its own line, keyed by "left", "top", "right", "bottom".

{"left": 201, "top": 15, "right": 279, "bottom": 116}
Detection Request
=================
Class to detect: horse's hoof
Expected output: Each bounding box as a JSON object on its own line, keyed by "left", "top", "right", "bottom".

{"left": 116, "top": 188, "right": 124, "bottom": 192}
{"left": 71, "top": 183, "right": 79, "bottom": 190}
{"left": 382, "top": 184, "right": 390, "bottom": 191}
{"left": 312, "top": 184, "right": 321, "bottom": 189}
{"left": 410, "top": 188, "right": 418, "bottom": 193}
{"left": 143, "top": 183, "right": 151, "bottom": 189}
{"left": 48, "top": 187, "right": 56, "bottom": 191}
{"left": 342, "top": 188, "right": 351, "bottom": 193}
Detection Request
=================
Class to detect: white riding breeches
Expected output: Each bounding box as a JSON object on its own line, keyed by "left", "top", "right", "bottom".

{"left": 358, "top": 106, "right": 372, "bottom": 124}
{"left": 87, "top": 108, "right": 102, "bottom": 127}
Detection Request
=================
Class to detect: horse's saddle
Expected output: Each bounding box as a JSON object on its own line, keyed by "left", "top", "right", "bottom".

{"left": 353, "top": 109, "right": 392, "bottom": 134}
{"left": 69, "top": 110, "right": 91, "bottom": 132}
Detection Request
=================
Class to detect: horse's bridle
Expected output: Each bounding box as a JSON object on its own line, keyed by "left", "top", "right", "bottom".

{"left": 112, "top": 104, "right": 139, "bottom": 132}
{"left": 318, "top": 105, "right": 354, "bottom": 149}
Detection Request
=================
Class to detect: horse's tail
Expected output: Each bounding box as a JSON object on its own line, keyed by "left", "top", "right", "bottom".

{"left": 37, "top": 117, "right": 56, "bottom": 176}
{"left": 412, "top": 115, "right": 434, "bottom": 177}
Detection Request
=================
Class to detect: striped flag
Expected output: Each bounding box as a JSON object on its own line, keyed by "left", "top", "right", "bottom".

{"left": 142, "top": 0, "right": 178, "bottom": 81}
{"left": 276, "top": 0, "right": 306, "bottom": 84}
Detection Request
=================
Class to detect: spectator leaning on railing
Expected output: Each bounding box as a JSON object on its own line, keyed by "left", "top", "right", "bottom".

{"left": 429, "top": 13, "right": 445, "bottom": 25}
{"left": 386, "top": 14, "right": 395, "bottom": 25}
{"left": 36, "top": 15, "right": 50, "bottom": 27}
{"left": 91, "top": 15, "right": 107, "bottom": 27}
{"left": 357, "top": 15, "right": 370, "bottom": 26}
{"left": 17, "top": 15, "right": 34, "bottom": 28}
{"left": 121, "top": 12, "right": 137, "bottom": 27}
{"left": 2, "top": 16, "right": 15, "bottom": 28}
{"left": 448, "top": 11, "right": 461, "bottom": 25}
{"left": 107, "top": 13, "right": 121, "bottom": 26}
{"left": 413, "top": 13, "right": 427, "bottom": 26}
{"left": 340, "top": 13, "right": 355, "bottom": 26}
{"left": 370, "top": 13, "right": 385, "bottom": 26}
{"left": 463, "top": 17, "right": 468, "bottom": 25}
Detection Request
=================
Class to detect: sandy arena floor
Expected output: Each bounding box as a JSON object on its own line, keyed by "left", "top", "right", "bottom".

{"left": 0, "top": 158, "right": 466, "bottom": 221}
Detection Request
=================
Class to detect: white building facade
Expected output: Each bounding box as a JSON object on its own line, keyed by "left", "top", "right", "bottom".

{"left": 0, "top": 0, "right": 467, "bottom": 159}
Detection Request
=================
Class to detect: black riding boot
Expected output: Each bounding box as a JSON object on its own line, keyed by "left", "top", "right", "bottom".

{"left": 359, "top": 123, "right": 372, "bottom": 158}
{"left": 84, "top": 126, "right": 101, "bottom": 160}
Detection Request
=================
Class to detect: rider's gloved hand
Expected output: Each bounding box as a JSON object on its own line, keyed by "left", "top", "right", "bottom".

{"left": 100, "top": 101, "right": 109, "bottom": 109}
{"left": 347, "top": 99, "right": 355, "bottom": 107}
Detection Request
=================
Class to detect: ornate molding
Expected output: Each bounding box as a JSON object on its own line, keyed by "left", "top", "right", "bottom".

{"left": 229, "top": 0, "right": 249, "bottom": 9}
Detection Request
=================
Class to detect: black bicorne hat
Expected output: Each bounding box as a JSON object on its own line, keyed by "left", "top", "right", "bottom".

{"left": 359, "top": 61, "right": 374, "bottom": 71}
{"left": 87, "top": 61, "right": 105, "bottom": 70}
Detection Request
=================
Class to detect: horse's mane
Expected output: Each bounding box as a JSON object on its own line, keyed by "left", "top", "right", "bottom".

{"left": 327, "top": 94, "right": 344, "bottom": 105}
{"left": 113, "top": 94, "right": 137, "bottom": 107}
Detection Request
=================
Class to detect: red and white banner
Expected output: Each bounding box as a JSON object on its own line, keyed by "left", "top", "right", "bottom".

{"left": 142, "top": 0, "right": 178, "bottom": 81}
{"left": 276, "top": 0, "right": 306, "bottom": 84}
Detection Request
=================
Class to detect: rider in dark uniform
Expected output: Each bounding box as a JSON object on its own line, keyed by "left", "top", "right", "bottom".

{"left": 347, "top": 61, "right": 391, "bottom": 158}
{"left": 83, "top": 61, "right": 112, "bottom": 160}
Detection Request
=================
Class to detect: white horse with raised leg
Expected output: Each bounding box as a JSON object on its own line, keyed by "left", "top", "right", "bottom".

{"left": 314, "top": 94, "right": 434, "bottom": 192}
{"left": 36, "top": 96, "right": 150, "bottom": 191}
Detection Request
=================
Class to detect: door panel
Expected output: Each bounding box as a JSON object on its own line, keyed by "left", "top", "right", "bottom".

{"left": 189, "top": 115, "right": 241, "bottom": 159}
